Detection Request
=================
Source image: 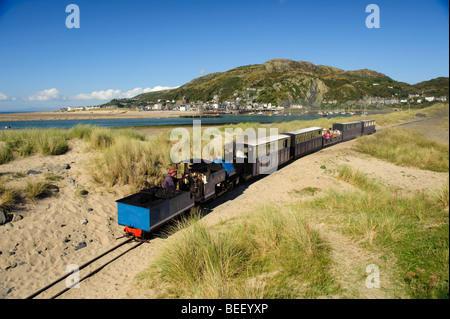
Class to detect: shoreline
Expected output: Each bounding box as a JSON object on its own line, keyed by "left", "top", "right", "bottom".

{"left": 0, "top": 110, "right": 201, "bottom": 122}
{"left": 0, "top": 107, "right": 397, "bottom": 123}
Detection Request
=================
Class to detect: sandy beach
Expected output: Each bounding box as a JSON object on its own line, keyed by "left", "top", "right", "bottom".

{"left": 0, "top": 113, "right": 448, "bottom": 299}
{"left": 0, "top": 110, "right": 200, "bottom": 122}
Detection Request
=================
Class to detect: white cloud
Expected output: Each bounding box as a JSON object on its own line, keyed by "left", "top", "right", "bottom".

{"left": 199, "top": 69, "right": 206, "bottom": 75}
{"left": 0, "top": 92, "right": 7, "bottom": 100}
{"left": 73, "top": 89, "right": 122, "bottom": 101}
{"left": 27, "top": 88, "right": 64, "bottom": 101}
{"left": 72, "top": 86, "right": 179, "bottom": 100}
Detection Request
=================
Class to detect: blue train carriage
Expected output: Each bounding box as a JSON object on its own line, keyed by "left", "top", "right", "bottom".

{"left": 282, "top": 127, "right": 323, "bottom": 159}
{"left": 234, "top": 134, "right": 291, "bottom": 179}
{"left": 117, "top": 187, "right": 195, "bottom": 238}
{"left": 361, "top": 119, "right": 376, "bottom": 135}
{"left": 332, "top": 120, "right": 364, "bottom": 141}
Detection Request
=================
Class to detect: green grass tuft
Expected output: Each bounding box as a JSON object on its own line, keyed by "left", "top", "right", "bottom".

{"left": 138, "top": 206, "right": 337, "bottom": 299}
{"left": 0, "top": 129, "right": 69, "bottom": 163}
{"left": 355, "top": 127, "right": 449, "bottom": 173}
{"left": 89, "top": 134, "right": 171, "bottom": 188}
{"left": 25, "top": 180, "right": 52, "bottom": 200}
{"left": 0, "top": 182, "right": 20, "bottom": 212}
{"left": 299, "top": 167, "right": 449, "bottom": 298}
{"left": 337, "top": 164, "right": 381, "bottom": 192}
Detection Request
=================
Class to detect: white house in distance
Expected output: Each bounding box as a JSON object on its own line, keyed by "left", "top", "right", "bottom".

{"left": 67, "top": 106, "right": 85, "bottom": 111}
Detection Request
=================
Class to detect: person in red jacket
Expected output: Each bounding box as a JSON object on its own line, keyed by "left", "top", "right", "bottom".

{"left": 163, "top": 168, "right": 178, "bottom": 189}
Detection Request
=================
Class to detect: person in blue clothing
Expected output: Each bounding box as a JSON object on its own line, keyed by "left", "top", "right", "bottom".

{"left": 163, "top": 168, "right": 178, "bottom": 189}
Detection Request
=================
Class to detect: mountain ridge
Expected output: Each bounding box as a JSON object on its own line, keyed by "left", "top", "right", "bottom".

{"left": 102, "top": 59, "right": 449, "bottom": 108}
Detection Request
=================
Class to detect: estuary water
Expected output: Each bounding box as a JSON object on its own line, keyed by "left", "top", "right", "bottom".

{"left": 0, "top": 113, "right": 355, "bottom": 130}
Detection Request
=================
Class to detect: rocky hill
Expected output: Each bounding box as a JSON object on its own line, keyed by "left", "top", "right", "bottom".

{"left": 103, "top": 59, "right": 449, "bottom": 107}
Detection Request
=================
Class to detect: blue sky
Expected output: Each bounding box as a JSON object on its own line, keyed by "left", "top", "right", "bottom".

{"left": 0, "top": 0, "right": 448, "bottom": 111}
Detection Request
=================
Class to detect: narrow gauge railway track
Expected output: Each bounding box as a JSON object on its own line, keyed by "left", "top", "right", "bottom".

{"left": 25, "top": 237, "right": 146, "bottom": 299}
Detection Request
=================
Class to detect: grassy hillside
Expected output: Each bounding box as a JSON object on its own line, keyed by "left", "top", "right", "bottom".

{"left": 102, "top": 59, "right": 449, "bottom": 107}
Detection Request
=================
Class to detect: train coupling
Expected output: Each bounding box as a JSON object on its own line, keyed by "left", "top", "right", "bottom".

{"left": 124, "top": 226, "right": 143, "bottom": 239}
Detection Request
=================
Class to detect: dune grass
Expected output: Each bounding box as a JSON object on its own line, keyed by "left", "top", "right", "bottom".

{"left": 66, "top": 124, "right": 94, "bottom": 140}
{"left": 313, "top": 165, "right": 449, "bottom": 298}
{"left": 0, "top": 124, "right": 149, "bottom": 165}
{"left": 137, "top": 207, "right": 337, "bottom": 299}
{"left": 354, "top": 127, "right": 449, "bottom": 173}
{"left": 0, "top": 129, "right": 69, "bottom": 164}
{"left": 1, "top": 177, "right": 56, "bottom": 210}
{"left": 89, "top": 134, "right": 172, "bottom": 189}
{"left": 337, "top": 164, "right": 381, "bottom": 192}
{"left": 67, "top": 124, "right": 146, "bottom": 149}
{"left": 136, "top": 165, "right": 448, "bottom": 299}
{"left": 0, "top": 124, "right": 158, "bottom": 189}
{"left": 306, "top": 189, "right": 448, "bottom": 299}
{"left": 0, "top": 143, "right": 14, "bottom": 164}
{"left": 24, "top": 180, "right": 53, "bottom": 201}
{"left": 0, "top": 178, "right": 20, "bottom": 212}
{"left": 437, "top": 181, "right": 449, "bottom": 208}
{"left": 86, "top": 127, "right": 115, "bottom": 150}
{"left": 66, "top": 124, "right": 166, "bottom": 189}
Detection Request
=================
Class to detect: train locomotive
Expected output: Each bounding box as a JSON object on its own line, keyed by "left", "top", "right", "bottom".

{"left": 116, "top": 119, "right": 376, "bottom": 238}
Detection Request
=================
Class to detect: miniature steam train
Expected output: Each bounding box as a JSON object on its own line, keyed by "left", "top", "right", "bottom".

{"left": 116, "top": 119, "right": 376, "bottom": 238}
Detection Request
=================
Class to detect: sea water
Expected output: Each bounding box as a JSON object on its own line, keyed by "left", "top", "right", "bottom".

{"left": 0, "top": 113, "right": 353, "bottom": 130}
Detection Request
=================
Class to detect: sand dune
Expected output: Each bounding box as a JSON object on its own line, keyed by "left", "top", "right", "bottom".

{"left": 0, "top": 139, "right": 124, "bottom": 298}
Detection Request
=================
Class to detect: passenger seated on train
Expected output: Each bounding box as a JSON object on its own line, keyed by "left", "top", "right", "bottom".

{"left": 163, "top": 168, "right": 178, "bottom": 189}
